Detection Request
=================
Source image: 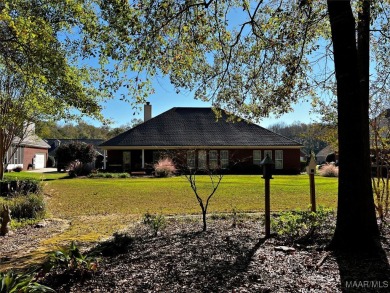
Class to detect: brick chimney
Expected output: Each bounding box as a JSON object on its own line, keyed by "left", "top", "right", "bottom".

{"left": 144, "top": 102, "right": 152, "bottom": 122}
{"left": 24, "top": 122, "right": 35, "bottom": 136}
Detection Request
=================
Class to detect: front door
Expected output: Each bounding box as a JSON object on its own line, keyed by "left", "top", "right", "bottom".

{"left": 123, "top": 151, "right": 131, "bottom": 172}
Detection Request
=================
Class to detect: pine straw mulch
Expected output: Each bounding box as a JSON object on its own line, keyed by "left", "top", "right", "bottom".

{"left": 42, "top": 216, "right": 390, "bottom": 293}
{"left": 0, "top": 218, "right": 70, "bottom": 270}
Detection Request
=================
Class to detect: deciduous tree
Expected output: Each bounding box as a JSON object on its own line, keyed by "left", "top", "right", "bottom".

{"left": 0, "top": 0, "right": 127, "bottom": 179}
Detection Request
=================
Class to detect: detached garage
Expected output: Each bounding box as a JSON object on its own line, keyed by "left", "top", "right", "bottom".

{"left": 5, "top": 130, "right": 50, "bottom": 171}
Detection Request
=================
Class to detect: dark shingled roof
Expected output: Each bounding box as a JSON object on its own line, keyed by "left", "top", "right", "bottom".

{"left": 100, "top": 107, "right": 302, "bottom": 147}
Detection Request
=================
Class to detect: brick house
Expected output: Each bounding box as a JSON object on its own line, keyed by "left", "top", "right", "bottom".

{"left": 5, "top": 131, "right": 50, "bottom": 171}
{"left": 100, "top": 106, "right": 303, "bottom": 174}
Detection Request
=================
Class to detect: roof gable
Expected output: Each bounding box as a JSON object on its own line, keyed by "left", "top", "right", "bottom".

{"left": 14, "top": 135, "right": 50, "bottom": 149}
{"left": 101, "top": 107, "right": 302, "bottom": 147}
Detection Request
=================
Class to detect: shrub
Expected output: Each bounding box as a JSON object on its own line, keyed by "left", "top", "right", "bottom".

{"left": 68, "top": 161, "right": 93, "bottom": 177}
{"left": 154, "top": 158, "right": 176, "bottom": 177}
{"left": 92, "top": 232, "right": 133, "bottom": 256}
{"left": 0, "top": 270, "right": 54, "bottom": 292}
{"left": 88, "top": 172, "right": 130, "bottom": 179}
{"left": 19, "top": 179, "right": 42, "bottom": 195}
{"left": 13, "top": 166, "right": 22, "bottom": 172}
{"left": 271, "top": 207, "right": 334, "bottom": 242}
{"left": 0, "top": 179, "right": 42, "bottom": 196}
{"left": 46, "top": 241, "right": 98, "bottom": 273}
{"left": 319, "top": 163, "right": 339, "bottom": 177}
{"left": 142, "top": 212, "right": 166, "bottom": 236}
{"left": 56, "top": 142, "right": 96, "bottom": 171}
{"left": 7, "top": 194, "right": 46, "bottom": 220}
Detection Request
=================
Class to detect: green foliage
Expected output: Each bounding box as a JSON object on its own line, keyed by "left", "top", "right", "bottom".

{"left": 271, "top": 207, "right": 334, "bottom": 241}
{"left": 0, "top": 270, "right": 54, "bottom": 293}
{"left": 0, "top": 179, "right": 42, "bottom": 197}
{"left": 142, "top": 212, "right": 166, "bottom": 236}
{"left": 88, "top": 172, "right": 130, "bottom": 179}
{"left": 268, "top": 122, "right": 328, "bottom": 155}
{"left": 35, "top": 120, "right": 139, "bottom": 140}
{"left": 6, "top": 194, "right": 46, "bottom": 220}
{"left": 46, "top": 241, "right": 98, "bottom": 273}
{"left": 55, "top": 142, "right": 96, "bottom": 169}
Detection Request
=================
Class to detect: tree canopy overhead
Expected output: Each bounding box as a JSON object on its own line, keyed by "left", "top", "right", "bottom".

{"left": 100, "top": 0, "right": 332, "bottom": 119}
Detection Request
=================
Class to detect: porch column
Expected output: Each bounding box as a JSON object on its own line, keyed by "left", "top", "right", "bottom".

{"left": 103, "top": 150, "right": 107, "bottom": 170}
{"left": 142, "top": 149, "right": 145, "bottom": 169}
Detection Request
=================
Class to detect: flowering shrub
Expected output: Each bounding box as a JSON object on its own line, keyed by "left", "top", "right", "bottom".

{"left": 154, "top": 158, "right": 176, "bottom": 177}
{"left": 68, "top": 161, "right": 93, "bottom": 177}
{"left": 319, "top": 163, "right": 339, "bottom": 177}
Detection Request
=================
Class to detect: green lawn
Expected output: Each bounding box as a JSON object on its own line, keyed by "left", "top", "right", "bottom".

{"left": 3, "top": 172, "right": 338, "bottom": 253}
{"left": 5, "top": 172, "right": 338, "bottom": 217}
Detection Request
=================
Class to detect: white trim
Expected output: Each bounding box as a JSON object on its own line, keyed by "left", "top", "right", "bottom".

{"left": 275, "top": 150, "right": 284, "bottom": 169}
{"left": 198, "top": 150, "right": 207, "bottom": 169}
{"left": 102, "top": 145, "right": 301, "bottom": 150}
{"left": 220, "top": 150, "right": 229, "bottom": 169}
{"left": 209, "top": 150, "right": 218, "bottom": 169}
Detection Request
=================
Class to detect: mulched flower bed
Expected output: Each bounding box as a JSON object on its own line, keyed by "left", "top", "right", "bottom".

{"left": 42, "top": 216, "right": 390, "bottom": 292}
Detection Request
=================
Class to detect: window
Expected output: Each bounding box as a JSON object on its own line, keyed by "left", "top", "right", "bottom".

{"left": 220, "top": 150, "right": 229, "bottom": 169}
{"left": 253, "top": 150, "right": 262, "bottom": 165}
{"left": 10, "top": 146, "right": 21, "bottom": 164}
{"left": 264, "top": 150, "right": 272, "bottom": 160}
{"left": 123, "top": 151, "right": 131, "bottom": 171}
{"left": 209, "top": 150, "right": 218, "bottom": 169}
{"left": 187, "top": 150, "right": 195, "bottom": 169}
{"left": 198, "top": 150, "right": 207, "bottom": 169}
{"left": 275, "top": 150, "right": 283, "bottom": 169}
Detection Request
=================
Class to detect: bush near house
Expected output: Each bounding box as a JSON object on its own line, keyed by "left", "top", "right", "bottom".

{"left": 319, "top": 163, "right": 339, "bottom": 177}
{"left": 55, "top": 142, "right": 96, "bottom": 173}
{"left": 154, "top": 158, "right": 177, "bottom": 177}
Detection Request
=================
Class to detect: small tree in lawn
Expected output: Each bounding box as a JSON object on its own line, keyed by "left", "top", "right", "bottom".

{"left": 184, "top": 168, "right": 223, "bottom": 232}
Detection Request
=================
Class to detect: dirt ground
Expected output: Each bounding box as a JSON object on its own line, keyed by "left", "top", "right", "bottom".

{"left": 38, "top": 217, "right": 390, "bottom": 293}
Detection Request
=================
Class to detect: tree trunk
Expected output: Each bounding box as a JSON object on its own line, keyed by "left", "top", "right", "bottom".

{"left": 327, "top": 0, "right": 380, "bottom": 251}
{"left": 202, "top": 209, "right": 207, "bottom": 232}
{"left": 0, "top": 130, "right": 4, "bottom": 181}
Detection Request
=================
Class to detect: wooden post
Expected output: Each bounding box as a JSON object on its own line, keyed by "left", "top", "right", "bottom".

{"left": 309, "top": 173, "right": 316, "bottom": 212}
{"left": 264, "top": 178, "right": 271, "bottom": 237}
{"left": 260, "top": 154, "right": 274, "bottom": 238}
{"left": 307, "top": 153, "right": 317, "bottom": 213}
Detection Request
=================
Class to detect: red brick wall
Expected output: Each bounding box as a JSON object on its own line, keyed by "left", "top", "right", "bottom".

{"left": 106, "top": 148, "right": 301, "bottom": 174}
{"left": 23, "top": 147, "right": 48, "bottom": 170}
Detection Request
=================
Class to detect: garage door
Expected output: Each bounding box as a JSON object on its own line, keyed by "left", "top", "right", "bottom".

{"left": 34, "top": 154, "right": 45, "bottom": 169}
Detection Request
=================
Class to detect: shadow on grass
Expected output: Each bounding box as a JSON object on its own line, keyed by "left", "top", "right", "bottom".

{"left": 336, "top": 245, "right": 390, "bottom": 293}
